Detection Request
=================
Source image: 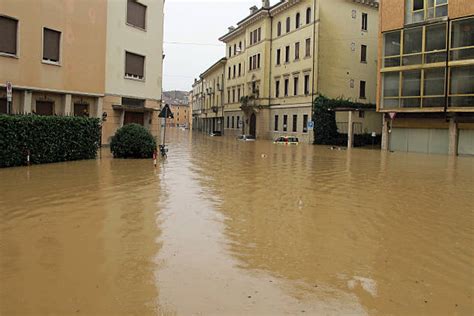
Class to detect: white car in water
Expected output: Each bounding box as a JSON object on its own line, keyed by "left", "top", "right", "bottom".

{"left": 237, "top": 135, "right": 256, "bottom": 142}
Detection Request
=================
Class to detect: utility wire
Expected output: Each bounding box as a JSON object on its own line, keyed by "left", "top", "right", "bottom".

{"left": 164, "top": 41, "right": 224, "bottom": 47}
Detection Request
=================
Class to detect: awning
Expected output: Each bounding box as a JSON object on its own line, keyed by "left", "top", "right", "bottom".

{"left": 112, "top": 104, "right": 158, "bottom": 112}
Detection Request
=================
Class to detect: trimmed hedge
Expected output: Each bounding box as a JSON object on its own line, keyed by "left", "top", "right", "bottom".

{"left": 110, "top": 123, "right": 156, "bottom": 159}
{"left": 0, "top": 114, "right": 101, "bottom": 168}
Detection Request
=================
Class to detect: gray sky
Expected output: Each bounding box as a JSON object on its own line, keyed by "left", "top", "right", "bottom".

{"left": 163, "top": 0, "right": 276, "bottom": 92}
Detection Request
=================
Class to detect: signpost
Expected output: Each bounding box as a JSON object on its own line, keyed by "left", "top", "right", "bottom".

{"left": 6, "top": 82, "right": 12, "bottom": 114}
{"left": 158, "top": 104, "right": 174, "bottom": 158}
{"left": 307, "top": 121, "right": 315, "bottom": 130}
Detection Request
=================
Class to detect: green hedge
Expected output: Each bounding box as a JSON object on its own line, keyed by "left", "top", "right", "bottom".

{"left": 110, "top": 123, "right": 156, "bottom": 159}
{"left": 0, "top": 114, "right": 100, "bottom": 168}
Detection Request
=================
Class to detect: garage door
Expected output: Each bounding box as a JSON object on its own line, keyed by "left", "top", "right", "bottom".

{"left": 390, "top": 128, "right": 449, "bottom": 154}
{"left": 458, "top": 130, "right": 474, "bottom": 156}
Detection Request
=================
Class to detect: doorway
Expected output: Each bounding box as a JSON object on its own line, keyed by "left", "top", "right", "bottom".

{"left": 249, "top": 113, "right": 256, "bottom": 137}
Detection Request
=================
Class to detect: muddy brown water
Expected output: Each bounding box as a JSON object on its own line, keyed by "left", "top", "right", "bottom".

{"left": 1, "top": 129, "right": 473, "bottom": 315}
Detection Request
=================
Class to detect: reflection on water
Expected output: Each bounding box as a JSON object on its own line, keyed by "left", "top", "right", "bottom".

{"left": 1, "top": 129, "right": 473, "bottom": 315}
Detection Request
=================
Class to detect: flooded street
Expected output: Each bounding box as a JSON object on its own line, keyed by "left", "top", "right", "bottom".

{"left": 1, "top": 129, "right": 473, "bottom": 315}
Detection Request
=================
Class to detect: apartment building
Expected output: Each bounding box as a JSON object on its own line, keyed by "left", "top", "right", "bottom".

{"left": 378, "top": 0, "right": 474, "bottom": 155}
{"left": 199, "top": 57, "right": 227, "bottom": 134}
{"left": 216, "top": 0, "right": 381, "bottom": 143}
{"left": 0, "top": 0, "right": 164, "bottom": 144}
{"left": 191, "top": 78, "right": 204, "bottom": 131}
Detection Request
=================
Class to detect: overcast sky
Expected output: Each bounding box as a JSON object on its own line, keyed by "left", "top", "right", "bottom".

{"left": 163, "top": 0, "right": 277, "bottom": 92}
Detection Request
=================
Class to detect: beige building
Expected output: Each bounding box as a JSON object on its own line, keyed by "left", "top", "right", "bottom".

{"left": 378, "top": 0, "right": 474, "bottom": 155}
{"left": 191, "top": 78, "right": 204, "bottom": 131}
{"left": 212, "top": 0, "right": 381, "bottom": 143}
{"left": 0, "top": 0, "right": 164, "bottom": 144}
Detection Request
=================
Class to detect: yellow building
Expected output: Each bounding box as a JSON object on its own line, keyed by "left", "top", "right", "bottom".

{"left": 0, "top": 0, "right": 164, "bottom": 144}
{"left": 191, "top": 78, "right": 204, "bottom": 131}
{"left": 215, "top": 0, "right": 381, "bottom": 143}
{"left": 378, "top": 0, "right": 474, "bottom": 155}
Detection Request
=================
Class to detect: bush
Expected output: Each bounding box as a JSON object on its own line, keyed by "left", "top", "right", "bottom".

{"left": 110, "top": 124, "right": 156, "bottom": 159}
{"left": 0, "top": 114, "right": 101, "bottom": 168}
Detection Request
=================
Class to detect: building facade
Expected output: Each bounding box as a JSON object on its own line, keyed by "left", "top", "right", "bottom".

{"left": 0, "top": 0, "right": 164, "bottom": 145}
{"left": 214, "top": 0, "right": 381, "bottom": 143}
{"left": 378, "top": 0, "right": 474, "bottom": 155}
{"left": 191, "top": 78, "right": 204, "bottom": 131}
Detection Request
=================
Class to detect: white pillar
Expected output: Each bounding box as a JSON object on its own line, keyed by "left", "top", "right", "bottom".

{"left": 381, "top": 114, "right": 389, "bottom": 151}
{"left": 120, "top": 110, "right": 125, "bottom": 127}
{"left": 95, "top": 97, "right": 103, "bottom": 118}
{"left": 347, "top": 111, "right": 354, "bottom": 149}
{"left": 23, "top": 90, "right": 32, "bottom": 114}
{"left": 448, "top": 118, "right": 458, "bottom": 156}
{"left": 64, "top": 94, "right": 72, "bottom": 116}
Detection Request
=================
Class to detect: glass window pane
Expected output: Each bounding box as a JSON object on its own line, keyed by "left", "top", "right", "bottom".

{"left": 382, "top": 98, "right": 400, "bottom": 109}
{"left": 423, "top": 97, "right": 445, "bottom": 107}
{"left": 402, "top": 70, "right": 421, "bottom": 96}
{"left": 402, "top": 98, "right": 421, "bottom": 108}
{"left": 413, "top": 0, "right": 424, "bottom": 10}
{"left": 436, "top": 0, "right": 447, "bottom": 4}
{"left": 383, "top": 72, "right": 400, "bottom": 97}
{"left": 426, "top": 23, "right": 446, "bottom": 52}
{"left": 403, "top": 27, "right": 423, "bottom": 54}
{"left": 403, "top": 54, "right": 423, "bottom": 65}
{"left": 450, "top": 66, "right": 474, "bottom": 95}
{"left": 424, "top": 68, "right": 445, "bottom": 96}
{"left": 449, "top": 96, "right": 474, "bottom": 107}
{"left": 451, "top": 18, "right": 474, "bottom": 48}
{"left": 450, "top": 48, "right": 474, "bottom": 61}
{"left": 435, "top": 5, "right": 448, "bottom": 18}
{"left": 425, "top": 51, "right": 446, "bottom": 63}
{"left": 384, "top": 31, "right": 401, "bottom": 57}
{"left": 385, "top": 57, "right": 401, "bottom": 67}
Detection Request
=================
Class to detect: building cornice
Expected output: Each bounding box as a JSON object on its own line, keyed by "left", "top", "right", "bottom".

{"left": 200, "top": 57, "right": 227, "bottom": 78}
{"left": 351, "top": 0, "right": 379, "bottom": 9}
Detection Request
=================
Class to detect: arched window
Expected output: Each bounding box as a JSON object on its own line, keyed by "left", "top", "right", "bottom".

{"left": 277, "top": 21, "right": 282, "bottom": 36}
{"left": 296, "top": 13, "right": 300, "bottom": 29}
{"left": 306, "top": 7, "right": 312, "bottom": 24}
{"left": 286, "top": 17, "right": 290, "bottom": 33}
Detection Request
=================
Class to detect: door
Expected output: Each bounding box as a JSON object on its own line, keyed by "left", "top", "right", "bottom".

{"left": 124, "top": 111, "right": 144, "bottom": 125}
{"left": 249, "top": 113, "right": 257, "bottom": 137}
{"left": 390, "top": 128, "right": 449, "bottom": 154}
{"left": 0, "top": 99, "right": 7, "bottom": 114}
{"left": 36, "top": 101, "right": 54, "bottom": 116}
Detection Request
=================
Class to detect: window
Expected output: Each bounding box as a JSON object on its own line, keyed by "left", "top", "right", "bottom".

{"left": 127, "top": 0, "right": 146, "bottom": 30}
{"left": 258, "top": 28, "right": 261, "bottom": 42}
{"left": 276, "top": 49, "right": 281, "bottom": 65}
{"left": 239, "top": 41, "right": 242, "bottom": 51}
{"left": 383, "top": 31, "right": 401, "bottom": 67}
{"left": 125, "top": 52, "right": 145, "bottom": 79}
{"left": 294, "top": 77, "right": 299, "bottom": 96}
{"left": 283, "top": 115, "right": 288, "bottom": 131}
{"left": 362, "top": 13, "right": 368, "bottom": 31}
{"left": 274, "top": 115, "right": 279, "bottom": 131}
{"left": 74, "top": 103, "right": 89, "bottom": 117}
{"left": 361, "top": 45, "right": 367, "bottom": 62}
{"left": 284, "top": 78, "right": 289, "bottom": 96}
{"left": 229, "top": 46, "right": 232, "bottom": 57}
{"left": 233, "top": 65, "right": 236, "bottom": 78}
{"left": 286, "top": 17, "right": 291, "bottom": 33}
{"left": 232, "top": 116, "right": 235, "bottom": 128}
{"left": 232, "top": 89, "right": 235, "bottom": 103}
{"left": 249, "top": 32, "right": 253, "bottom": 45}
{"left": 292, "top": 115, "right": 297, "bottom": 132}
{"left": 275, "top": 80, "right": 280, "bottom": 97}
{"left": 303, "top": 114, "right": 308, "bottom": 133}
{"left": 305, "top": 38, "right": 311, "bottom": 57}
{"left": 237, "top": 116, "right": 240, "bottom": 128}
{"left": 405, "top": 0, "right": 448, "bottom": 24}
{"left": 227, "top": 116, "right": 230, "bottom": 128}
{"left": 237, "top": 87, "right": 241, "bottom": 101}
{"left": 304, "top": 74, "right": 310, "bottom": 95}
{"left": 359, "top": 81, "right": 366, "bottom": 99}
{"left": 450, "top": 65, "right": 474, "bottom": 107}
{"left": 0, "top": 99, "right": 7, "bottom": 114}
{"left": 306, "top": 8, "right": 312, "bottom": 24}
{"left": 359, "top": 111, "right": 365, "bottom": 118}
{"left": 249, "top": 56, "right": 252, "bottom": 70}
{"left": 36, "top": 101, "right": 54, "bottom": 116}
{"left": 277, "top": 22, "right": 282, "bottom": 36}
{"left": 296, "top": 13, "right": 300, "bottom": 29}
{"left": 253, "top": 54, "right": 257, "bottom": 69}
{"left": 238, "top": 63, "right": 242, "bottom": 76}
{"left": 451, "top": 18, "right": 474, "bottom": 61}
{"left": 0, "top": 16, "right": 18, "bottom": 55}
{"left": 257, "top": 54, "right": 261, "bottom": 68}
{"left": 295, "top": 42, "right": 300, "bottom": 60}
{"left": 285, "top": 46, "right": 290, "bottom": 63}
{"left": 43, "top": 28, "right": 61, "bottom": 63}
{"left": 228, "top": 67, "right": 231, "bottom": 79}
{"left": 227, "top": 90, "right": 230, "bottom": 103}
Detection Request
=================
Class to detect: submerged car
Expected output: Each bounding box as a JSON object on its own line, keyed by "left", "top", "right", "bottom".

{"left": 237, "top": 135, "right": 256, "bottom": 141}
{"left": 274, "top": 136, "right": 299, "bottom": 145}
{"left": 210, "top": 131, "right": 222, "bottom": 137}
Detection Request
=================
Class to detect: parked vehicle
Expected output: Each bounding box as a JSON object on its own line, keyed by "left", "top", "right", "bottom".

{"left": 274, "top": 136, "right": 299, "bottom": 145}
{"left": 237, "top": 135, "right": 256, "bottom": 142}
{"left": 210, "top": 131, "right": 222, "bottom": 137}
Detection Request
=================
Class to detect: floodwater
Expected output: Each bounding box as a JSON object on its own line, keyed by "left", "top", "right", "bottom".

{"left": 0, "top": 129, "right": 473, "bottom": 315}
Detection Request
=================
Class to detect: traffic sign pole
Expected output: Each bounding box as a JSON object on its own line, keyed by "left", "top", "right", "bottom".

{"left": 6, "top": 82, "right": 12, "bottom": 114}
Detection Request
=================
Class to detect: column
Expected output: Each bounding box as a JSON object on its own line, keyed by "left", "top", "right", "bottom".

{"left": 95, "top": 97, "right": 103, "bottom": 119}
{"left": 347, "top": 111, "right": 354, "bottom": 149}
{"left": 448, "top": 118, "right": 458, "bottom": 156}
{"left": 381, "top": 114, "right": 389, "bottom": 151}
{"left": 23, "top": 90, "right": 32, "bottom": 114}
{"left": 64, "top": 94, "right": 72, "bottom": 116}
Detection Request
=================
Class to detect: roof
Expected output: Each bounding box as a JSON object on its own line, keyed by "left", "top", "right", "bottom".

{"left": 200, "top": 57, "right": 227, "bottom": 78}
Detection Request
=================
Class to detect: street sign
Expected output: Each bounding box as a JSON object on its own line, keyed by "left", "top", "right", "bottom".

{"left": 158, "top": 104, "right": 174, "bottom": 118}
{"left": 307, "top": 121, "right": 315, "bottom": 130}
{"left": 389, "top": 112, "right": 397, "bottom": 120}
{"left": 6, "top": 81, "right": 12, "bottom": 102}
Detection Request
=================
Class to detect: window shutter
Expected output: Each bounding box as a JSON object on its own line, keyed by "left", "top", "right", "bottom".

{"left": 0, "top": 17, "right": 17, "bottom": 54}
{"left": 127, "top": 0, "right": 146, "bottom": 29}
{"left": 43, "top": 28, "right": 60, "bottom": 62}
{"left": 125, "top": 52, "right": 145, "bottom": 78}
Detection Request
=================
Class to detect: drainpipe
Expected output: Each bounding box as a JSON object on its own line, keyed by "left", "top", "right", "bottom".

{"left": 444, "top": 18, "right": 450, "bottom": 116}
{"left": 311, "top": 0, "right": 317, "bottom": 142}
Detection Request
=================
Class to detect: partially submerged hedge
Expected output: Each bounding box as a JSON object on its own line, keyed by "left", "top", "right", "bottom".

{"left": 110, "top": 123, "right": 156, "bottom": 159}
{"left": 0, "top": 114, "right": 100, "bottom": 168}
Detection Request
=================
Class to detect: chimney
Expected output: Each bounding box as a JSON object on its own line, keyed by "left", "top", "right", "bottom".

{"left": 249, "top": 5, "right": 258, "bottom": 14}
{"left": 228, "top": 26, "right": 235, "bottom": 32}
{"left": 262, "top": 0, "right": 270, "bottom": 8}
